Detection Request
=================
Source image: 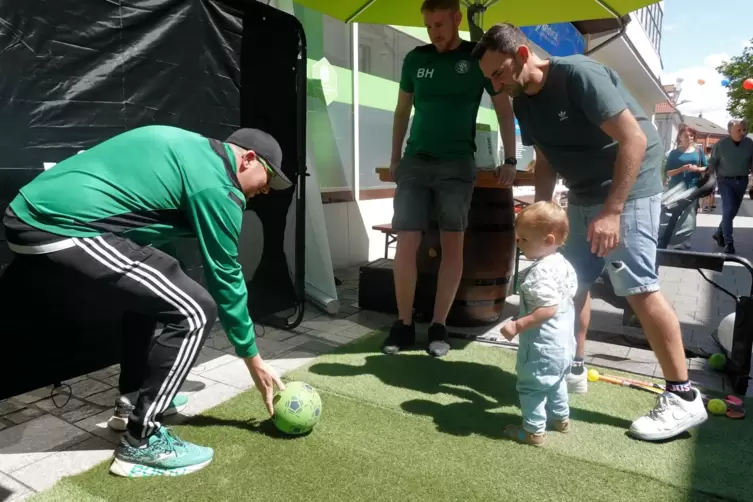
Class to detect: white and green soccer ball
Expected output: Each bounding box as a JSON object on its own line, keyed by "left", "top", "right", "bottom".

{"left": 272, "top": 381, "right": 322, "bottom": 435}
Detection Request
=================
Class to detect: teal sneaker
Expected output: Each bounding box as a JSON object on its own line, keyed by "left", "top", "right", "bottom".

{"left": 110, "top": 427, "right": 213, "bottom": 477}
{"left": 108, "top": 394, "right": 189, "bottom": 431}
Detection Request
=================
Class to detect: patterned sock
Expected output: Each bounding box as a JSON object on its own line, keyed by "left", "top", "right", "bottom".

{"left": 665, "top": 380, "right": 694, "bottom": 401}
{"left": 570, "top": 357, "right": 585, "bottom": 375}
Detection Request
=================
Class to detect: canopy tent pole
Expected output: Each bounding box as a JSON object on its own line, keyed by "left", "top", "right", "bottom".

{"left": 345, "top": 0, "right": 378, "bottom": 23}
{"left": 465, "top": 0, "right": 500, "bottom": 42}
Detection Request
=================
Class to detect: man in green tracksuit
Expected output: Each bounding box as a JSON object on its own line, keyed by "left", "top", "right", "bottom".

{"left": 3, "top": 125, "right": 291, "bottom": 477}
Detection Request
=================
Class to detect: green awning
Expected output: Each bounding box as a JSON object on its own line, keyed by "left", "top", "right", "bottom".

{"left": 292, "top": 0, "right": 659, "bottom": 30}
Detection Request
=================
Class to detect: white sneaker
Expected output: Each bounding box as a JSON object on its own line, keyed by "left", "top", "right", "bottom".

{"left": 629, "top": 389, "right": 708, "bottom": 441}
{"left": 107, "top": 395, "right": 189, "bottom": 431}
{"left": 566, "top": 367, "right": 588, "bottom": 394}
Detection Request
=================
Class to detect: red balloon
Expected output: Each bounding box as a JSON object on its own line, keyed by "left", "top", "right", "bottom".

{"left": 744, "top": 78, "right": 753, "bottom": 90}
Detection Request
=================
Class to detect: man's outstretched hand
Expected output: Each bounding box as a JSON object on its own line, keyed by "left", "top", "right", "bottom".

{"left": 244, "top": 355, "right": 285, "bottom": 417}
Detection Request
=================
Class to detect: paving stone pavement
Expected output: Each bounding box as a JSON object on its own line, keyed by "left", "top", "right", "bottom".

{"left": 586, "top": 203, "right": 753, "bottom": 389}
{"left": 2, "top": 197, "right": 752, "bottom": 500}
{"left": 0, "top": 273, "right": 394, "bottom": 501}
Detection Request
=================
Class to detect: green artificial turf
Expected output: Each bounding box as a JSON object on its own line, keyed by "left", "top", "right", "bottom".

{"left": 32, "top": 331, "right": 753, "bottom": 502}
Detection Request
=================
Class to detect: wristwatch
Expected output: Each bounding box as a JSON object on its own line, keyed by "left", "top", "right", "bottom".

{"left": 503, "top": 157, "right": 517, "bottom": 166}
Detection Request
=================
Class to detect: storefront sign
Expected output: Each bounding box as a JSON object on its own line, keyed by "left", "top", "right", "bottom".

{"left": 521, "top": 22, "right": 586, "bottom": 57}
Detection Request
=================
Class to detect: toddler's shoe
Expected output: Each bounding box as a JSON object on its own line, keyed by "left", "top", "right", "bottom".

{"left": 552, "top": 418, "right": 571, "bottom": 433}
{"left": 504, "top": 425, "right": 545, "bottom": 446}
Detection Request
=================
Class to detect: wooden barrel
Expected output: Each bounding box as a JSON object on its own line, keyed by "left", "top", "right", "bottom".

{"left": 414, "top": 187, "right": 517, "bottom": 327}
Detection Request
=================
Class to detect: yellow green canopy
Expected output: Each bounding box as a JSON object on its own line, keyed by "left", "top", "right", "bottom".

{"left": 292, "top": 0, "right": 659, "bottom": 30}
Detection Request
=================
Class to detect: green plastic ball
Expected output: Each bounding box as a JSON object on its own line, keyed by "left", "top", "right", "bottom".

{"left": 272, "top": 381, "right": 322, "bottom": 435}
{"left": 707, "top": 398, "right": 727, "bottom": 415}
{"left": 708, "top": 353, "right": 727, "bottom": 371}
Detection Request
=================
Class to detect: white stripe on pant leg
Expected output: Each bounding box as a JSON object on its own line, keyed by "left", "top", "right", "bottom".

{"left": 75, "top": 238, "right": 202, "bottom": 437}
{"left": 72, "top": 238, "right": 204, "bottom": 437}
{"left": 80, "top": 237, "right": 206, "bottom": 437}
{"left": 74, "top": 238, "right": 201, "bottom": 437}
{"left": 92, "top": 236, "right": 210, "bottom": 430}
{"left": 85, "top": 238, "right": 202, "bottom": 329}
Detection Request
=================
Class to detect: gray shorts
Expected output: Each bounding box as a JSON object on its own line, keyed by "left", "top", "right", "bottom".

{"left": 392, "top": 155, "right": 475, "bottom": 232}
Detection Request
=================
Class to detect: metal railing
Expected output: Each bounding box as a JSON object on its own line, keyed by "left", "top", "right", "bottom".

{"left": 635, "top": 3, "right": 663, "bottom": 55}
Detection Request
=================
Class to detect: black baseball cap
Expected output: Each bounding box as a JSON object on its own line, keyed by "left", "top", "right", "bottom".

{"left": 225, "top": 128, "right": 292, "bottom": 191}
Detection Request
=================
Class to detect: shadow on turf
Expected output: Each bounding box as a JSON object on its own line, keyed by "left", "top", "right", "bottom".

{"left": 185, "top": 414, "right": 312, "bottom": 440}
{"left": 308, "top": 353, "right": 632, "bottom": 440}
{"left": 623, "top": 430, "right": 692, "bottom": 444}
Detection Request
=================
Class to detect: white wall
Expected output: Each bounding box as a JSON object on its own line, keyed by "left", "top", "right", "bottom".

{"left": 323, "top": 199, "right": 395, "bottom": 269}
{"left": 625, "top": 12, "right": 662, "bottom": 79}
{"left": 631, "top": 85, "right": 658, "bottom": 122}
{"left": 654, "top": 113, "right": 682, "bottom": 153}
{"left": 586, "top": 19, "right": 666, "bottom": 124}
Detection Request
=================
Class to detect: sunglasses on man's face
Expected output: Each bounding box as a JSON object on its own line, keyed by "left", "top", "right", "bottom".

{"left": 257, "top": 157, "right": 277, "bottom": 193}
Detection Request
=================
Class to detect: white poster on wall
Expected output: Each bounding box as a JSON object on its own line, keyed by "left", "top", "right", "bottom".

{"left": 283, "top": 154, "right": 340, "bottom": 315}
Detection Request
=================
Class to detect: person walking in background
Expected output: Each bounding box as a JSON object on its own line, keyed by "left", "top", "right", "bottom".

{"left": 709, "top": 119, "right": 753, "bottom": 254}
{"left": 663, "top": 124, "right": 707, "bottom": 249}
{"left": 382, "top": 0, "right": 517, "bottom": 358}
{"left": 699, "top": 145, "right": 716, "bottom": 212}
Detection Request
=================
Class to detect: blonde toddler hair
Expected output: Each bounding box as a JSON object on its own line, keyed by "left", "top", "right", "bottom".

{"left": 515, "top": 201, "right": 569, "bottom": 245}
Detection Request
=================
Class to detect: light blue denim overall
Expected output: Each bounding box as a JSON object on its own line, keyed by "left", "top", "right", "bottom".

{"left": 515, "top": 253, "right": 577, "bottom": 435}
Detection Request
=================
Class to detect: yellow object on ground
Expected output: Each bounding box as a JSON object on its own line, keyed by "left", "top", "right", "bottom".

{"left": 707, "top": 399, "right": 728, "bottom": 415}
{"left": 587, "top": 369, "right": 601, "bottom": 382}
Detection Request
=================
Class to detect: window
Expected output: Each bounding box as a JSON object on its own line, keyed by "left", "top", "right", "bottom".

{"left": 356, "top": 25, "right": 424, "bottom": 192}
{"left": 270, "top": 1, "right": 355, "bottom": 199}
{"left": 635, "top": 3, "right": 663, "bottom": 55}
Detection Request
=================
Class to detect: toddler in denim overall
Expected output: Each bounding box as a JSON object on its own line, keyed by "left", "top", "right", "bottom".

{"left": 499, "top": 201, "right": 578, "bottom": 446}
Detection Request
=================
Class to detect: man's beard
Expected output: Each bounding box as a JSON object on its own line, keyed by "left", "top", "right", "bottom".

{"left": 503, "top": 63, "right": 525, "bottom": 97}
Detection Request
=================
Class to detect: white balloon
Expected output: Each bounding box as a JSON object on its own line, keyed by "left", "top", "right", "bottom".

{"left": 715, "top": 312, "right": 736, "bottom": 355}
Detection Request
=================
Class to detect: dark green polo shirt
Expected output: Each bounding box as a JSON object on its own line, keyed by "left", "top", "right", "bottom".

{"left": 512, "top": 55, "right": 664, "bottom": 206}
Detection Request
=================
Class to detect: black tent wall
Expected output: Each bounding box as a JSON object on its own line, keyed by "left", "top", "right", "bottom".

{"left": 0, "top": 0, "right": 307, "bottom": 400}
{"left": 240, "top": 2, "right": 307, "bottom": 326}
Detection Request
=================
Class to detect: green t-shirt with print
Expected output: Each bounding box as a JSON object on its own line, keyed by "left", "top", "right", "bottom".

{"left": 400, "top": 41, "right": 498, "bottom": 160}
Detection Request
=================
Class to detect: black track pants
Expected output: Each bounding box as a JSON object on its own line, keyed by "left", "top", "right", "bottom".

{"left": 5, "top": 227, "right": 217, "bottom": 440}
